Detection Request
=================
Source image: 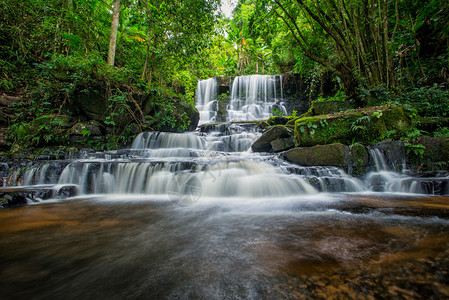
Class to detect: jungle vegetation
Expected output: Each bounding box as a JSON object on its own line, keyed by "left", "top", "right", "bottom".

{"left": 0, "top": 0, "right": 448, "bottom": 151}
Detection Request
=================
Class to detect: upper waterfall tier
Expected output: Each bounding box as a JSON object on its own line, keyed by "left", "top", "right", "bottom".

{"left": 228, "top": 75, "right": 286, "bottom": 121}
{"left": 196, "top": 78, "right": 218, "bottom": 125}
{"left": 195, "top": 75, "right": 287, "bottom": 124}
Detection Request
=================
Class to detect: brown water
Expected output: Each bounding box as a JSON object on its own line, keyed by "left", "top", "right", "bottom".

{"left": 1, "top": 194, "right": 449, "bottom": 299}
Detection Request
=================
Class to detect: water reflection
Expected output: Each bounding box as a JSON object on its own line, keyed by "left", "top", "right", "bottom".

{"left": 0, "top": 194, "right": 449, "bottom": 298}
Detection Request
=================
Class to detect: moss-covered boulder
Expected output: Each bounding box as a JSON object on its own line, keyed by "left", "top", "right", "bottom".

{"left": 310, "top": 100, "right": 355, "bottom": 116}
{"left": 285, "top": 143, "right": 348, "bottom": 167}
{"left": 267, "top": 116, "right": 289, "bottom": 126}
{"left": 295, "top": 106, "right": 412, "bottom": 147}
{"left": 70, "top": 121, "right": 103, "bottom": 136}
{"left": 251, "top": 125, "right": 292, "bottom": 152}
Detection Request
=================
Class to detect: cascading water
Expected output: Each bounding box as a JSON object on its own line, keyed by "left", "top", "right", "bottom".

{"left": 227, "top": 75, "right": 287, "bottom": 121}
{"left": 3, "top": 100, "right": 449, "bottom": 298}
{"left": 365, "top": 147, "right": 449, "bottom": 194}
{"left": 195, "top": 77, "right": 218, "bottom": 125}
{"left": 195, "top": 75, "right": 287, "bottom": 124}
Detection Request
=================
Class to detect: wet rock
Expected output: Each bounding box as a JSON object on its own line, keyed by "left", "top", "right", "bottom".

{"left": 8, "top": 195, "right": 28, "bottom": 207}
{"left": 266, "top": 116, "right": 289, "bottom": 126}
{"left": 372, "top": 141, "right": 407, "bottom": 172}
{"left": 285, "top": 143, "right": 348, "bottom": 168}
{"left": 270, "top": 137, "right": 295, "bottom": 152}
{"left": 251, "top": 125, "right": 292, "bottom": 152}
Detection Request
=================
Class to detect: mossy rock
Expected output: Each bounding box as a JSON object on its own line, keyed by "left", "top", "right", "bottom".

{"left": 70, "top": 121, "right": 103, "bottom": 136}
{"left": 267, "top": 116, "right": 289, "bottom": 126}
{"left": 310, "top": 100, "right": 355, "bottom": 116}
{"left": 295, "top": 106, "right": 412, "bottom": 147}
{"left": 251, "top": 125, "right": 293, "bottom": 152}
{"left": 156, "top": 101, "right": 199, "bottom": 132}
{"left": 286, "top": 117, "right": 300, "bottom": 127}
{"left": 410, "top": 137, "right": 449, "bottom": 164}
{"left": 348, "top": 143, "right": 369, "bottom": 176}
{"left": 285, "top": 143, "right": 348, "bottom": 168}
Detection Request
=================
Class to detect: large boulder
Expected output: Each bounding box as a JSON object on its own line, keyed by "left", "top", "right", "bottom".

{"left": 285, "top": 143, "right": 349, "bottom": 168}
{"left": 294, "top": 106, "right": 412, "bottom": 147}
{"left": 251, "top": 125, "right": 293, "bottom": 152}
{"left": 270, "top": 137, "right": 295, "bottom": 152}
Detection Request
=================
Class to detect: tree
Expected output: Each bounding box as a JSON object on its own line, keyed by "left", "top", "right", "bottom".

{"left": 107, "top": 0, "right": 121, "bottom": 66}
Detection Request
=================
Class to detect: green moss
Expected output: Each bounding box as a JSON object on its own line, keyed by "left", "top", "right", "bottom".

{"left": 310, "top": 100, "right": 355, "bottom": 115}
{"left": 348, "top": 143, "right": 369, "bottom": 176}
{"left": 266, "top": 116, "right": 289, "bottom": 125}
{"left": 294, "top": 106, "right": 412, "bottom": 147}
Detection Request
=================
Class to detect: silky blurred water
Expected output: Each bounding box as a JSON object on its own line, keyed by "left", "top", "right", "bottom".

{"left": 1, "top": 193, "right": 448, "bottom": 299}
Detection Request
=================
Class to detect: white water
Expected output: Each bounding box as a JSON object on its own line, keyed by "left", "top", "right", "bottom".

{"left": 196, "top": 78, "right": 218, "bottom": 125}
{"left": 195, "top": 75, "right": 287, "bottom": 125}
{"left": 365, "top": 147, "right": 449, "bottom": 194}
{"left": 228, "top": 75, "right": 287, "bottom": 121}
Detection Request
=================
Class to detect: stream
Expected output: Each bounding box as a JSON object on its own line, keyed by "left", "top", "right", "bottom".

{"left": 0, "top": 75, "right": 448, "bottom": 299}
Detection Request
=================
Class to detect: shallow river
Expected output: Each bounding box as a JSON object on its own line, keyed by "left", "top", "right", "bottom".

{"left": 1, "top": 193, "right": 449, "bottom": 299}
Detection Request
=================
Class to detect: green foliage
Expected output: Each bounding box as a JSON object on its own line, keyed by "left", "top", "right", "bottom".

{"left": 350, "top": 116, "right": 371, "bottom": 133}
{"left": 272, "top": 108, "right": 285, "bottom": 116}
{"left": 9, "top": 115, "right": 69, "bottom": 150}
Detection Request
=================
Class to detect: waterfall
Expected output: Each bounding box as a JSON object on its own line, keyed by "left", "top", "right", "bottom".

{"left": 195, "top": 75, "right": 287, "bottom": 125}
{"left": 195, "top": 78, "right": 218, "bottom": 125}
{"left": 365, "top": 147, "right": 449, "bottom": 194}
{"left": 227, "top": 75, "right": 287, "bottom": 121}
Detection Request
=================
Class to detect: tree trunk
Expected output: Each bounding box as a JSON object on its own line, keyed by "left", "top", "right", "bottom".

{"left": 107, "top": 0, "right": 121, "bottom": 66}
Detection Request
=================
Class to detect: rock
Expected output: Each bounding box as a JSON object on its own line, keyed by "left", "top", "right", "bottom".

{"left": 348, "top": 143, "right": 369, "bottom": 176}
{"left": 310, "top": 100, "right": 355, "bottom": 116}
{"left": 294, "top": 106, "right": 412, "bottom": 147}
{"left": 71, "top": 86, "right": 109, "bottom": 122}
{"left": 285, "top": 143, "right": 349, "bottom": 168}
{"left": 267, "top": 116, "right": 289, "bottom": 126}
{"left": 8, "top": 195, "right": 28, "bottom": 207}
{"left": 70, "top": 121, "right": 103, "bottom": 136}
{"left": 406, "top": 137, "right": 449, "bottom": 171}
{"left": 271, "top": 137, "right": 295, "bottom": 152}
{"left": 251, "top": 125, "right": 292, "bottom": 152}
{"left": 372, "top": 141, "right": 407, "bottom": 171}
{"left": 155, "top": 101, "right": 199, "bottom": 132}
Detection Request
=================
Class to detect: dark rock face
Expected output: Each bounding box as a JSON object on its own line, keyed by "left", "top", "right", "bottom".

{"left": 371, "top": 141, "right": 407, "bottom": 172}
{"left": 251, "top": 125, "right": 293, "bottom": 152}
